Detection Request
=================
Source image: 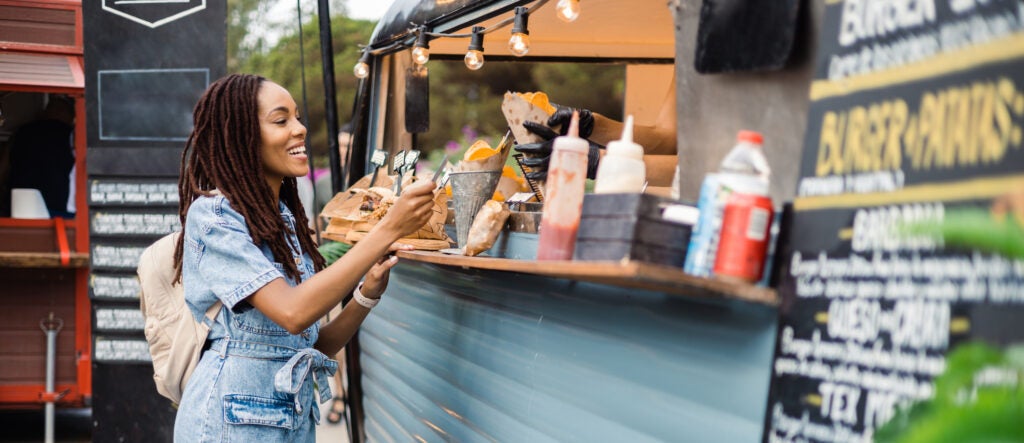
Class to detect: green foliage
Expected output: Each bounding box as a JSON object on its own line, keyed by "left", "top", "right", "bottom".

{"left": 902, "top": 207, "right": 1024, "bottom": 259}
{"left": 318, "top": 240, "right": 351, "bottom": 265}
{"left": 532, "top": 62, "right": 625, "bottom": 120}
{"left": 229, "top": 1, "right": 374, "bottom": 169}
{"left": 226, "top": 0, "right": 264, "bottom": 72}
{"left": 874, "top": 342, "right": 1024, "bottom": 443}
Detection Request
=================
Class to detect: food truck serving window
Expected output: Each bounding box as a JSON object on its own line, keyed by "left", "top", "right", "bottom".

{"left": 419, "top": 59, "right": 628, "bottom": 156}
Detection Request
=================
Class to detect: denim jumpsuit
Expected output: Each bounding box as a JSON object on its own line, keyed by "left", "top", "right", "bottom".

{"left": 174, "top": 195, "right": 336, "bottom": 442}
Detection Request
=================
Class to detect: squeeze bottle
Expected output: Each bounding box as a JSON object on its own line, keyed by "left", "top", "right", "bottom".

{"left": 537, "top": 112, "right": 589, "bottom": 261}
{"left": 594, "top": 115, "right": 645, "bottom": 194}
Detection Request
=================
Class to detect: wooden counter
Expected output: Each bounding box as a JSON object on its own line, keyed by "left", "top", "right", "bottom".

{"left": 0, "top": 252, "right": 90, "bottom": 268}
{"left": 396, "top": 250, "right": 779, "bottom": 306}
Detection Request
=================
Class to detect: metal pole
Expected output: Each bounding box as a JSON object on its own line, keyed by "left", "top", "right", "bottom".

{"left": 316, "top": 3, "right": 365, "bottom": 441}
{"left": 40, "top": 313, "right": 63, "bottom": 443}
{"left": 317, "top": 0, "right": 342, "bottom": 196}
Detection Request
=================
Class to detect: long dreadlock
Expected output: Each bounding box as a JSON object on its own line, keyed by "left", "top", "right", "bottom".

{"left": 174, "top": 73, "right": 325, "bottom": 283}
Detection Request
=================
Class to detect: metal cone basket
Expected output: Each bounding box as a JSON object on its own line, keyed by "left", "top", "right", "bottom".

{"left": 450, "top": 170, "right": 502, "bottom": 247}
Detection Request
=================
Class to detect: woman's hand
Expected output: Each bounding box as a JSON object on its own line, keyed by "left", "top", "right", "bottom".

{"left": 377, "top": 179, "right": 436, "bottom": 240}
{"left": 359, "top": 242, "right": 414, "bottom": 299}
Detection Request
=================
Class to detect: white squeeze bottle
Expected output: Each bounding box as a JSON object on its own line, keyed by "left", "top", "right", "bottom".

{"left": 594, "top": 115, "right": 646, "bottom": 194}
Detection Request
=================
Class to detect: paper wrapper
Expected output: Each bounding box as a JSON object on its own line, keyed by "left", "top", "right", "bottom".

{"left": 501, "top": 92, "right": 553, "bottom": 146}
{"left": 494, "top": 175, "right": 526, "bottom": 201}
{"left": 320, "top": 171, "right": 451, "bottom": 249}
{"left": 501, "top": 93, "right": 552, "bottom": 196}
{"left": 453, "top": 131, "right": 514, "bottom": 173}
{"left": 463, "top": 200, "right": 511, "bottom": 256}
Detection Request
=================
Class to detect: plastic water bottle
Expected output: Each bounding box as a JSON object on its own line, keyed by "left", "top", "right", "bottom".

{"left": 684, "top": 130, "right": 772, "bottom": 279}
{"left": 719, "top": 130, "right": 771, "bottom": 185}
{"left": 594, "top": 115, "right": 645, "bottom": 194}
{"left": 537, "top": 112, "right": 589, "bottom": 260}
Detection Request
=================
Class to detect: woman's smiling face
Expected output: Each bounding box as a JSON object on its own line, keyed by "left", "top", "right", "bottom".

{"left": 257, "top": 81, "right": 308, "bottom": 189}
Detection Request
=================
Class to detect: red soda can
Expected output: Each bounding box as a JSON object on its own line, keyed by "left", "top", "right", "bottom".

{"left": 713, "top": 192, "right": 773, "bottom": 283}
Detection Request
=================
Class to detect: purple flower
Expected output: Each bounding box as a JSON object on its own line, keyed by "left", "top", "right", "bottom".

{"left": 445, "top": 141, "right": 460, "bottom": 152}
{"left": 461, "top": 125, "right": 477, "bottom": 141}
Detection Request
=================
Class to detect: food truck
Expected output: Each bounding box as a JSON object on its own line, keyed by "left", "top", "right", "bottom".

{"left": 330, "top": 0, "right": 807, "bottom": 441}
{"left": 0, "top": 0, "right": 91, "bottom": 413}
{"left": 332, "top": 0, "right": 1024, "bottom": 441}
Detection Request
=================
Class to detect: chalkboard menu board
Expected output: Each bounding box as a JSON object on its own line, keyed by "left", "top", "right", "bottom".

{"left": 765, "top": 2, "right": 1024, "bottom": 441}
{"left": 83, "top": 0, "right": 225, "bottom": 440}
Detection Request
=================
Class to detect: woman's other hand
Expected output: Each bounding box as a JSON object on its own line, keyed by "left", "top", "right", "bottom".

{"left": 360, "top": 242, "right": 413, "bottom": 298}
{"left": 378, "top": 179, "right": 436, "bottom": 239}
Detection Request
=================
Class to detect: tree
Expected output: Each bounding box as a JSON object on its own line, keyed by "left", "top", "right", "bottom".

{"left": 232, "top": 3, "right": 374, "bottom": 168}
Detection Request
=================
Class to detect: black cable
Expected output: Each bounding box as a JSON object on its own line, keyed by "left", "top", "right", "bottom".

{"left": 295, "top": 0, "right": 321, "bottom": 244}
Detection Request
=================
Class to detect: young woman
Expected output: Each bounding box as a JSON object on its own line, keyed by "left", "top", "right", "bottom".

{"left": 172, "top": 73, "right": 436, "bottom": 441}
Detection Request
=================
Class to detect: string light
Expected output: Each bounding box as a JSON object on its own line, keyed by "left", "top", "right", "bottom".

{"left": 353, "top": 50, "right": 370, "bottom": 79}
{"left": 508, "top": 6, "right": 530, "bottom": 57}
{"left": 412, "top": 27, "right": 430, "bottom": 65}
{"left": 351, "top": 0, "right": 560, "bottom": 78}
{"left": 464, "top": 26, "right": 485, "bottom": 70}
{"left": 555, "top": 0, "right": 580, "bottom": 22}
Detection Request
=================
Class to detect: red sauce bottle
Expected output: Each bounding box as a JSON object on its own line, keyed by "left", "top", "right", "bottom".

{"left": 537, "top": 112, "right": 590, "bottom": 261}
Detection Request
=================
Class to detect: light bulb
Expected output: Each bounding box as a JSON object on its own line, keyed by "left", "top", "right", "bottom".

{"left": 465, "top": 26, "right": 486, "bottom": 70}
{"left": 412, "top": 27, "right": 430, "bottom": 65}
{"left": 556, "top": 0, "right": 580, "bottom": 22}
{"left": 464, "top": 50, "right": 485, "bottom": 70}
{"left": 412, "top": 46, "right": 430, "bottom": 65}
{"left": 508, "top": 33, "right": 530, "bottom": 57}
{"left": 508, "top": 6, "right": 531, "bottom": 57}
{"left": 353, "top": 61, "right": 369, "bottom": 78}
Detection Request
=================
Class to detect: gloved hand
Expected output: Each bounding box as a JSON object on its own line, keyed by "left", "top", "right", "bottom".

{"left": 515, "top": 120, "right": 602, "bottom": 181}
{"left": 547, "top": 104, "right": 594, "bottom": 138}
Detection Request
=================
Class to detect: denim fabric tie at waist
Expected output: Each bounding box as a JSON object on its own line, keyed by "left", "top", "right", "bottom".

{"left": 210, "top": 339, "right": 338, "bottom": 413}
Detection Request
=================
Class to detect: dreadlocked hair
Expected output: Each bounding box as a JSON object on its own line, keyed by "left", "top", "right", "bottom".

{"left": 173, "top": 73, "right": 325, "bottom": 283}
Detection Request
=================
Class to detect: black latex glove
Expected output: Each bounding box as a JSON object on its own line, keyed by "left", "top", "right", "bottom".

{"left": 516, "top": 121, "right": 602, "bottom": 182}
{"left": 547, "top": 104, "right": 594, "bottom": 138}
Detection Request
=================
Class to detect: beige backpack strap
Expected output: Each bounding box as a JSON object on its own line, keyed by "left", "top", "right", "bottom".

{"left": 200, "top": 302, "right": 222, "bottom": 329}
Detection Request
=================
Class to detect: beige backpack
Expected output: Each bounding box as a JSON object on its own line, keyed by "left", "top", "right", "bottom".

{"left": 137, "top": 232, "right": 221, "bottom": 404}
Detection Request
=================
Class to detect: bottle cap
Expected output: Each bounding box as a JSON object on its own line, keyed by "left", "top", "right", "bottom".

{"left": 552, "top": 111, "right": 589, "bottom": 155}
{"left": 605, "top": 115, "right": 644, "bottom": 161}
{"left": 737, "top": 130, "right": 763, "bottom": 145}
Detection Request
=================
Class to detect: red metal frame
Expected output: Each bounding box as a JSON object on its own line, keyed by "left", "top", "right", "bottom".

{"left": 0, "top": 0, "right": 90, "bottom": 408}
{"left": 0, "top": 385, "right": 83, "bottom": 409}
{"left": 0, "top": 98, "right": 90, "bottom": 408}
{"left": 73, "top": 95, "right": 91, "bottom": 401}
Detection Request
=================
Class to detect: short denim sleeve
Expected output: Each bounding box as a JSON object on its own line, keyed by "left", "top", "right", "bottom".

{"left": 185, "top": 196, "right": 283, "bottom": 310}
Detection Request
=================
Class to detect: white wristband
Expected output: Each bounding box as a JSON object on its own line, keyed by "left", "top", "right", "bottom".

{"left": 352, "top": 283, "right": 379, "bottom": 309}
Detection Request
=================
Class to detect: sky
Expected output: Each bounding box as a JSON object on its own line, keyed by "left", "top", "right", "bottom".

{"left": 345, "top": 0, "right": 395, "bottom": 20}
{"left": 259, "top": 0, "right": 395, "bottom": 48}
